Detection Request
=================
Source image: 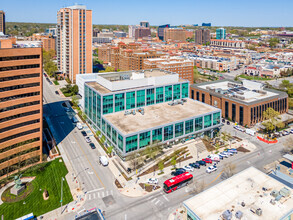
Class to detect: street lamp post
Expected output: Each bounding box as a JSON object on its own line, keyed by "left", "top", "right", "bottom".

{"left": 60, "top": 177, "right": 64, "bottom": 214}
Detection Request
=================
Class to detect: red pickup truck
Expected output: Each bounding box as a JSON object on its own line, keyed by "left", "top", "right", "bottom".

{"left": 202, "top": 158, "right": 213, "bottom": 164}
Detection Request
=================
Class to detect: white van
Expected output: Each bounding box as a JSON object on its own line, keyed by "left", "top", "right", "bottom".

{"left": 245, "top": 129, "right": 255, "bottom": 136}
{"left": 71, "top": 116, "right": 78, "bottom": 123}
{"left": 208, "top": 154, "right": 220, "bottom": 162}
{"left": 99, "top": 156, "right": 109, "bottom": 166}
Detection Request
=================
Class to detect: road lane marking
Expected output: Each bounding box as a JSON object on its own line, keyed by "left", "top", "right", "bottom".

{"left": 102, "top": 191, "right": 105, "bottom": 197}
{"left": 155, "top": 200, "right": 160, "bottom": 205}
{"left": 162, "top": 194, "right": 169, "bottom": 202}
{"left": 72, "top": 135, "right": 105, "bottom": 188}
{"left": 147, "top": 196, "right": 154, "bottom": 200}
{"left": 78, "top": 208, "right": 85, "bottom": 214}
{"left": 87, "top": 188, "right": 104, "bottom": 194}
{"left": 151, "top": 198, "right": 156, "bottom": 203}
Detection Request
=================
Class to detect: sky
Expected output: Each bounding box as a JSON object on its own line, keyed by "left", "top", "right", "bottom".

{"left": 1, "top": 0, "right": 293, "bottom": 27}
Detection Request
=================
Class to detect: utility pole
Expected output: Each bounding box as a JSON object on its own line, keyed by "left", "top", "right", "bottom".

{"left": 60, "top": 177, "right": 64, "bottom": 214}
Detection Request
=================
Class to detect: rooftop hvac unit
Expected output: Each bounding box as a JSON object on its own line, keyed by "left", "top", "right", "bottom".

{"left": 270, "top": 190, "right": 278, "bottom": 198}
{"left": 237, "top": 91, "right": 244, "bottom": 95}
{"left": 250, "top": 205, "right": 262, "bottom": 216}
{"left": 235, "top": 211, "right": 243, "bottom": 219}
{"left": 124, "top": 110, "right": 131, "bottom": 116}
{"left": 270, "top": 199, "right": 276, "bottom": 205}
{"left": 222, "top": 210, "right": 232, "bottom": 220}
{"left": 279, "top": 187, "right": 291, "bottom": 197}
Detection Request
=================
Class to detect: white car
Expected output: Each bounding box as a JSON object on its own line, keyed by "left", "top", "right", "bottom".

{"left": 76, "top": 123, "right": 83, "bottom": 130}
{"left": 221, "top": 151, "right": 229, "bottom": 157}
{"left": 183, "top": 165, "right": 194, "bottom": 172}
{"left": 64, "top": 107, "right": 71, "bottom": 112}
{"left": 225, "top": 151, "right": 233, "bottom": 156}
{"left": 206, "top": 165, "right": 217, "bottom": 173}
{"left": 85, "top": 137, "right": 91, "bottom": 143}
{"left": 147, "top": 178, "right": 158, "bottom": 184}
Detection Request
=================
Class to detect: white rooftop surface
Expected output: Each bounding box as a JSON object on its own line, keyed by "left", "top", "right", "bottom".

{"left": 198, "top": 81, "right": 277, "bottom": 103}
{"left": 184, "top": 167, "right": 293, "bottom": 220}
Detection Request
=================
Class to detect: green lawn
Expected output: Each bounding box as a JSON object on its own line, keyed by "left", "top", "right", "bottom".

{"left": 0, "top": 159, "right": 73, "bottom": 219}
{"left": 239, "top": 74, "right": 272, "bottom": 81}
{"left": 53, "top": 80, "right": 59, "bottom": 85}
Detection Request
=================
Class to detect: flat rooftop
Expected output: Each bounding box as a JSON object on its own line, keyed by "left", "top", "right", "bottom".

{"left": 195, "top": 80, "right": 286, "bottom": 104}
{"left": 183, "top": 167, "right": 293, "bottom": 220}
{"left": 104, "top": 98, "right": 218, "bottom": 135}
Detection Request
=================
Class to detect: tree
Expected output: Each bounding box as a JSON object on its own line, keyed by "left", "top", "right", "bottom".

{"left": 93, "top": 57, "right": 103, "bottom": 65}
{"left": 44, "top": 60, "right": 57, "bottom": 76}
{"left": 171, "top": 156, "right": 177, "bottom": 168}
{"left": 71, "top": 85, "right": 79, "bottom": 95}
{"left": 107, "top": 146, "right": 114, "bottom": 156}
{"left": 279, "top": 80, "right": 292, "bottom": 90}
{"left": 193, "top": 67, "right": 200, "bottom": 83}
{"left": 99, "top": 66, "right": 116, "bottom": 73}
{"left": 221, "top": 131, "right": 230, "bottom": 145}
{"left": 262, "top": 107, "right": 281, "bottom": 133}
{"left": 269, "top": 38, "right": 279, "bottom": 48}
{"left": 71, "top": 95, "right": 79, "bottom": 107}
{"left": 158, "top": 160, "right": 164, "bottom": 173}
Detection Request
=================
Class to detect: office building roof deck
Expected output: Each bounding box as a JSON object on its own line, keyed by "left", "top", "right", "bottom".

{"left": 194, "top": 79, "right": 287, "bottom": 104}
{"left": 85, "top": 69, "right": 187, "bottom": 94}
{"left": 104, "top": 98, "right": 218, "bottom": 135}
{"left": 183, "top": 167, "right": 293, "bottom": 220}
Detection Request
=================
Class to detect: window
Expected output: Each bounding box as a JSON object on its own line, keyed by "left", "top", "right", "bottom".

{"left": 0, "top": 55, "right": 40, "bottom": 61}
{"left": 103, "top": 95, "right": 113, "bottom": 114}
{"left": 97, "top": 94, "right": 101, "bottom": 127}
{"left": 156, "top": 87, "right": 164, "bottom": 104}
{"left": 152, "top": 128, "right": 162, "bottom": 143}
{"left": 204, "top": 115, "right": 212, "bottom": 128}
{"left": 84, "top": 85, "right": 89, "bottom": 115}
{"left": 102, "top": 119, "right": 105, "bottom": 133}
{"left": 126, "top": 91, "right": 136, "bottom": 110}
{"left": 225, "top": 101, "right": 229, "bottom": 118}
{"left": 0, "top": 64, "right": 40, "bottom": 72}
{"left": 213, "top": 112, "right": 221, "bottom": 126}
{"left": 181, "top": 83, "right": 188, "bottom": 98}
{"left": 0, "top": 73, "right": 40, "bottom": 82}
{"left": 92, "top": 92, "right": 97, "bottom": 123}
{"left": 191, "top": 90, "right": 194, "bottom": 99}
{"left": 112, "top": 128, "right": 117, "bottom": 144}
{"left": 118, "top": 134, "right": 123, "bottom": 151}
{"left": 201, "top": 93, "right": 205, "bottom": 103}
{"left": 239, "top": 106, "right": 243, "bottom": 125}
{"left": 165, "top": 85, "right": 172, "bottom": 102}
{"left": 136, "top": 90, "right": 145, "bottom": 107}
{"left": 164, "top": 125, "right": 173, "bottom": 141}
{"left": 146, "top": 88, "right": 155, "bottom": 105}
{"left": 185, "top": 119, "right": 194, "bottom": 134}
{"left": 139, "top": 131, "right": 151, "bottom": 148}
{"left": 195, "top": 117, "right": 203, "bottom": 131}
{"left": 175, "top": 122, "right": 184, "bottom": 137}
{"left": 0, "top": 82, "right": 40, "bottom": 92}
{"left": 126, "top": 135, "right": 138, "bottom": 153}
{"left": 0, "top": 101, "right": 40, "bottom": 113}
{"left": 232, "top": 104, "right": 236, "bottom": 122}
{"left": 106, "top": 124, "right": 111, "bottom": 138}
{"left": 196, "top": 91, "right": 199, "bottom": 101}
{"left": 173, "top": 84, "right": 181, "bottom": 100}
{"left": 115, "top": 93, "right": 125, "bottom": 112}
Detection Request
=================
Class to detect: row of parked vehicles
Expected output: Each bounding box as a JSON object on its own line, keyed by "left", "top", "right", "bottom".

{"left": 171, "top": 148, "right": 238, "bottom": 176}
{"left": 273, "top": 129, "right": 293, "bottom": 138}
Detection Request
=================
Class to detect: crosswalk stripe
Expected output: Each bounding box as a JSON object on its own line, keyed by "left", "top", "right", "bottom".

{"left": 89, "top": 194, "right": 91, "bottom": 200}
{"left": 147, "top": 196, "right": 154, "bottom": 200}
{"left": 106, "top": 191, "right": 109, "bottom": 196}
{"left": 151, "top": 198, "right": 156, "bottom": 203}
{"left": 102, "top": 191, "right": 104, "bottom": 197}
{"left": 155, "top": 200, "right": 160, "bottom": 205}
{"left": 98, "top": 192, "right": 100, "bottom": 198}
{"left": 110, "top": 190, "right": 113, "bottom": 195}
{"left": 93, "top": 194, "right": 96, "bottom": 199}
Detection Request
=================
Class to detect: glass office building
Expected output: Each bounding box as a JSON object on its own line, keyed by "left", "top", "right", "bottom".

{"left": 78, "top": 69, "right": 221, "bottom": 158}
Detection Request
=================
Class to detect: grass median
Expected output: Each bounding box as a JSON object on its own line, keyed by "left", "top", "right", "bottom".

{"left": 0, "top": 159, "right": 73, "bottom": 219}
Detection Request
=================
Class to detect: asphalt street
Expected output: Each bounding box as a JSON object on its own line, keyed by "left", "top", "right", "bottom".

{"left": 43, "top": 77, "right": 288, "bottom": 220}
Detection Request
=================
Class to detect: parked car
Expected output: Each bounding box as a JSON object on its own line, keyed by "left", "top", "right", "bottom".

{"left": 71, "top": 116, "right": 78, "bottom": 123}
{"left": 81, "top": 131, "right": 87, "bottom": 136}
{"left": 64, "top": 107, "right": 71, "bottom": 112}
{"left": 290, "top": 129, "right": 293, "bottom": 134}
{"left": 76, "top": 122, "right": 83, "bottom": 130}
{"left": 225, "top": 151, "right": 233, "bottom": 156}
{"left": 206, "top": 165, "right": 217, "bottom": 173}
{"left": 202, "top": 158, "right": 213, "bottom": 164}
{"left": 283, "top": 130, "right": 289, "bottom": 136}
{"left": 189, "top": 162, "right": 200, "bottom": 169}
{"left": 55, "top": 91, "right": 59, "bottom": 95}
{"left": 176, "top": 168, "right": 186, "bottom": 172}
{"left": 89, "top": 143, "right": 96, "bottom": 149}
{"left": 220, "top": 151, "right": 229, "bottom": 157}
{"left": 226, "top": 121, "right": 230, "bottom": 125}
{"left": 171, "top": 170, "right": 185, "bottom": 176}
{"left": 228, "top": 148, "right": 238, "bottom": 154}
{"left": 183, "top": 165, "right": 194, "bottom": 172}
{"left": 147, "top": 178, "right": 158, "bottom": 184}
{"left": 217, "top": 154, "right": 224, "bottom": 160}
{"left": 222, "top": 119, "right": 225, "bottom": 123}
{"left": 197, "top": 160, "right": 206, "bottom": 166}
{"left": 207, "top": 154, "right": 220, "bottom": 162}
{"left": 85, "top": 137, "right": 91, "bottom": 143}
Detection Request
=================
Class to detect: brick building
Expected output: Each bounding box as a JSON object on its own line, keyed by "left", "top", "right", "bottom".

{"left": 98, "top": 46, "right": 111, "bottom": 64}
{"left": 57, "top": 4, "right": 92, "bottom": 83}
{"left": 164, "top": 28, "right": 187, "bottom": 42}
{"left": 194, "top": 28, "right": 211, "bottom": 45}
{"left": 144, "top": 57, "right": 194, "bottom": 83}
{"left": 26, "top": 34, "right": 56, "bottom": 52}
{"left": 0, "top": 38, "right": 43, "bottom": 178}
{"left": 134, "top": 27, "right": 151, "bottom": 39}
{"left": 210, "top": 39, "right": 245, "bottom": 48}
{"left": 0, "top": 10, "right": 5, "bottom": 34}
{"left": 190, "top": 80, "right": 288, "bottom": 127}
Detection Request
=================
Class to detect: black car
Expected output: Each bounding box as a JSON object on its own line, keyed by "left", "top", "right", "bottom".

{"left": 189, "top": 162, "right": 200, "bottom": 169}
{"left": 89, "top": 143, "right": 96, "bottom": 149}
{"left": 171, "top": 170, "right": 185, "bottom": 176}
{"left": 81, "top": 131, "right": 87, "bottom": 136}
{"left": 55, "top": 91, "right": 59, "bottom": 95}
{"left": 226, "top": 121, "right": 230, "bottom": 125}
{"left": 197, "top": 160, "right": 206, "bottom": 166}
{"left": 176, "top": 168, "right": 186, "bottom": 172}
{"left": 222, "top": 119, "right": 225, "bottom": 123}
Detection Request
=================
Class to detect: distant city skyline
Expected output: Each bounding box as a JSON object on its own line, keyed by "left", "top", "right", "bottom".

{"left": 1, "top": 0, "right": 293, "bottom": 27}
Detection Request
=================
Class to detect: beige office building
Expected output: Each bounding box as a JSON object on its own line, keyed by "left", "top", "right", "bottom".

{"left": 57, "top": 5, "right": 92, "bottom": 83}
{"left": 0, "top": 10, "right": 5, "bottom": 34}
